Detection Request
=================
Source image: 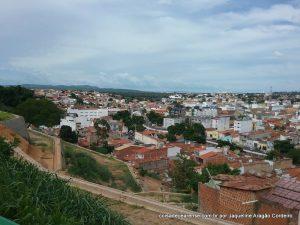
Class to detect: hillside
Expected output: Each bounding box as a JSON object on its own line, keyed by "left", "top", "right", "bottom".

{"left": 0, "top": 137, "right": 130, "bottom": 225}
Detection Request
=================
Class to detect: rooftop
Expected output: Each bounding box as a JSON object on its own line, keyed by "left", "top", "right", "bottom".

{"left": 263, "top": 178, "right": 300, "bottom": 210}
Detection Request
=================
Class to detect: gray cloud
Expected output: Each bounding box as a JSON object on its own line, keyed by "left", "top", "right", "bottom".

{"left": 0, "top": 0, "right": 299, "bottom": 92}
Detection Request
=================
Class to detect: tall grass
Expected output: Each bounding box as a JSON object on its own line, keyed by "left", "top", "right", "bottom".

{"left": 0, "top": 138, "right": 130, "bottom": 225}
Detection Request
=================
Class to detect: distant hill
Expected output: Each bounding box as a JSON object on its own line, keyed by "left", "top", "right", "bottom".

{"left": 22, "top": 84, "right": 144, "bottom": 93}
{"left": 22, "top": 84, "right": 170, "bottom": 99}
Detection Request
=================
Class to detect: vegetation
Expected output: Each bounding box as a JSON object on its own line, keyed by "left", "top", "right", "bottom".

{"left": 0, "top": 85, "right": 34, "bottom": 110}
{"left": 14, "top": 99, "right": 63, "bottom": 127}
{"left": 217, "top": 140, "right": 242, "bottom": 151}
{"left": 0, "top": 111, "right": 13, "bottom": 121}
{"left": 170, "top": 154, "right": 239, "bottom": 193}
{"left": 69, "top": 93, "right": 84, "bottom": 104}
{"left": 91, "top": 143, "right": 114, "bottom": 154}
{"left": 167, "top": 122, "right": 206, "bottom": 143}
{"left": 64, "top": 147, "right": 112, "bottom": 182}
{"left": 0, "top": 137, "right": 129, "bottom": 225}
{"left": 63, "top": 142, "right": 141, "bottom": 192}
{"left": 59, "top": 125, "right": 78, "bottom": 143}
{"left": 266, "top": 140, "right": 300, "bottom": 164}
{"left": 146, "top": 111, "right": 163, "bottom": 126}
{"left": 113, "top": 110, "right": 145, "bottom": 132}
{"left": 94, "top": 119, "right": 110, "bottom": 145}
{"left": 138, "top": 168, "right": 160, "bottom": 180}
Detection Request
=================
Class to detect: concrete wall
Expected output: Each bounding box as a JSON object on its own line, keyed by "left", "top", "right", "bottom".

{"left": 0, "top": 116, "right": 29, "bottom": 141}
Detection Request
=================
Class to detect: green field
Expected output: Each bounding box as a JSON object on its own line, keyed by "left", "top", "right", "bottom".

{"left": 0, "top": 111, "right": 13, "bottom": 121}
{"left": 62, "top": 142, "right": 141, "bottom": 192}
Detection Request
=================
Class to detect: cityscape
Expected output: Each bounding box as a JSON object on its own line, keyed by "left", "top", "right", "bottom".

{"left": 1, "top": 1, "right": 300, "bottom": 225}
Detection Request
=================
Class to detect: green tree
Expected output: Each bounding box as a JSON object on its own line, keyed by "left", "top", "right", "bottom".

{"left": 0, "top": 85, "right": 34, "bottom": 108}
{"left": 14, "top": 99, "right": 63, "bottom": 127}
{"left": 146, "top": 111, "right": 163, "bottom": 126}
{"left": 59, "top": 126, "right": 78, "bottom": 143}
{"left": 94, "top": 119, "right": 110, "bottom": 145}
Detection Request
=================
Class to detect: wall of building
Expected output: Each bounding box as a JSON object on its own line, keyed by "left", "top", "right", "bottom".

{"left": 198, "top": 183, "right": 220, "bottom": 214}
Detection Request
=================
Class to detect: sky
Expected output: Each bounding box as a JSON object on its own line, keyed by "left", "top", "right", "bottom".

{"left": 0, "top": 0, "right": 299, "bottom": 92}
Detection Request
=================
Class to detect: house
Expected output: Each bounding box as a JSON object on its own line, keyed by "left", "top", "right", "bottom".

{"left": 134, "top": 130, "right": 164, "bottom": 148}
{"left": 212, "top": 116, "right": 230, "bottom": 131}
{"left": 234, "top": 118, "right": 253, "bottom": 133}
{"left": 206, "top": 128, "right": 219, "bottom": 140}
{"left": 257, "top": 178, "right": 300, "bottom": 225}
{"left": 163, "top": 117, "right": 184, "bottom": 128}
{"left": 199, "top": 174, "right": 276, "bottom": 225}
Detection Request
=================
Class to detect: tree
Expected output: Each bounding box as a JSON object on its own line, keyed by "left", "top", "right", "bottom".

{"left": 59, "top": 126, "right": 78, "bottom": 143}
{"left": 274, "top": 140, "right": 294, "bottom": 154}
{"left": 113, "top": 110, "right": 145, "bottom": 132}
{"left": 167, "top": 122, "right": 206, "bottom": 144}
{"left": 0, "top": 85, "right": 34, "bottom": 108}
{"left": 14, "top": 99, "right": 63, "bottom": 127}
{"left": 169, "top": 154, "right": 198, "bottom": 192}
{"left": 146, "top": 111, "right": 163, "bottom": 126}
{"left": 94, "top": 119, "right": 110, "bottom": 145}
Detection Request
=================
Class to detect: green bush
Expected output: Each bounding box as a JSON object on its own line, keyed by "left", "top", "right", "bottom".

{"left": 64, "top": 148, "right": 112, "bottom": 183}
{"left": 122, "top": 173, "right": 141, "bottom": 193}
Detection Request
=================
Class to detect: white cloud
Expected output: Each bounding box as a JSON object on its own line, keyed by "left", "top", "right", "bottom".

{"left": 1, "top": 1, "right": 300, "bottom": 91}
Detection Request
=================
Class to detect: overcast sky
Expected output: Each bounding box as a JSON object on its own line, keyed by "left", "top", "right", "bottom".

{"left": 0, "top": 0, "right": 299, "bottom": 92}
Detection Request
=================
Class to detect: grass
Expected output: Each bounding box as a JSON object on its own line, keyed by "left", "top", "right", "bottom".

{"left": 0, "top": 111, "right": 13, "bottom": 121}
{"left": 62, "top": 142, "right": 141, "bottom": 192}
{"left": 0, "top": 138, "right": 130, "bottom": 225}
{"left": 64, "top": 147, "right": 112, "bottom": 183}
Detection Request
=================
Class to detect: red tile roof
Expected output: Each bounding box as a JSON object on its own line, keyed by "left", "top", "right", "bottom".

{"left": 214, "top": 174, "right": 275, "bottom": 191}
{"left": 199, "top": 151, "right": 218, "bottom": 159}
{"left": 263, "top": 178, "right": 300, "bottom": 210}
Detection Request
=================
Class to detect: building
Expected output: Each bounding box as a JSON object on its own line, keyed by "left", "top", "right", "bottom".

{"left": 163, "top": 117, "right": 184, "bottom": 128}
{"left": 67, "top": 108, "right": 109, "bottom": 120}
{"left": 199, "top": 174, "right": 276, "bottom": 225}
{"left": 234, "top": 118, "right": 253, "bottom": 133}
{"left": 134, "top": 131, "right": 164, "bottom": 148}
{"left": 60, "top": 113, "right": 92, "bottom": 131}
{"left": 212, "top": 116, "right": 230, "bottom": 131}
{"left": 192, "top": 107, "right": 218, "bottom": 117}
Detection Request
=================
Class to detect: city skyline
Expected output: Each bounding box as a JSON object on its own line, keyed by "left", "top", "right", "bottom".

{"left": 1, "top": 0, "right": 300, "bottom": 92}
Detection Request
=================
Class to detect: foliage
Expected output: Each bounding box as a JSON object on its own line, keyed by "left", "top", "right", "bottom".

{"left": 0, "top": 85, "right": 34, "bottom": 108}
{"left": 91, "top": 143, "right": 114, "bottom": 155}
{"left": 0, "top": 137, "right": 19, "bottom": 159}
{"left": 122, "top": 173, "right": 142, "bottom": 192}
{"left": 169, "top": 154, "right": 198, "bottom": 192}
{"left": 64, "top": 147, "right": 112, "bottom": 183}
{"left": 14, "top": 99, "right": 63, "bottom": 127}
{"left": 138, "top": 168, "right": 160, "bottom": 180}
{"left": 69, "top": 93, "right": 84, "bottom": 104}
{"left": 170, "top": 154, "right": 239, "bottom": 193}
{"left": 0, "top": 111, "right": 13, "bottom": 121}
{"left": 199, "top": 163, "right": 240, "bottom": 184}
{"left": 217, "top": 140, "right": 242, "bottom": 150}
{"left": 94, "top": 119, "right": 110, "bottom": 145}
{"left": 59, "top": 125, "right": 78, "bottom": 143}
{"left": 0, "top": 138, "right": 129, "bottom": 225}
{"left": 266, "top": 140, "right": 300, "bottom": 164}
{"left": 113, "top": 110, "right": 145, "bottom": 132}
{"left": 146, "top": 111, "right": 163, "bottom": 126}
{"left": 167, "top": 122, "right": 206, "bottom": 143}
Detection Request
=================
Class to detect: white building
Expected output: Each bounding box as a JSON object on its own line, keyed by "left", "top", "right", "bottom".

{"left": 193, "top": 107, "right": 217, "bottom": 117}
{"left": 212, "top": 116, "right": 230, "bottom": 131}
{"left": 167, "top": 146, "right": 181, "bottom": 158}
{"left": 60, "top": 114, "right": 92, "bottom": 131}
{"left": 67, "top": 108, "right": 109, "bottom": 120}
{"left": 163, "top": 117, "right": 184, "bottom": 128}
{"left": 234, "top": 118, "right": 253, "bottom": 133}
{"left": 169, "top": 94, "right": 182, "bottom": 99}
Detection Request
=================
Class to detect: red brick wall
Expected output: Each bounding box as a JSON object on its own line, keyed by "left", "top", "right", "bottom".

{"left": 198, "top": 183, "right": 220, "bottom": 214}
{"left": 203, "top": 154, "right": 227, "bottom": 166}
